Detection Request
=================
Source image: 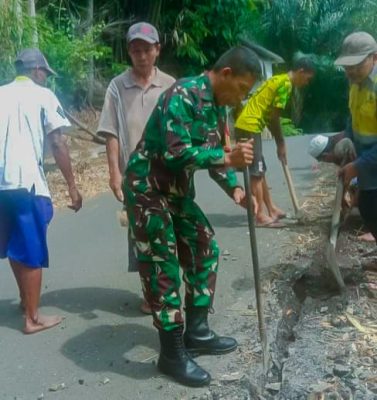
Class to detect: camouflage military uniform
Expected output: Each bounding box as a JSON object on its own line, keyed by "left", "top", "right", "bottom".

{"left": 124, "top": 74, "right": 241, "bottom": 331}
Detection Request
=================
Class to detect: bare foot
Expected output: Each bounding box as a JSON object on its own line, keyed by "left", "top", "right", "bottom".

{"left": 23, "top": 315, "right": 63, "bottom": 334}
{"left": 140, "top": 300, "right": 152, "bottom": 315}
{"left": 269, "top": 206, "right": 286, "bottom": 220}
{"left": 256, "top": 214, "right": 275, "bottom": 225}
{"left": 358, "top": 232, "right": 375, "bottom": 242}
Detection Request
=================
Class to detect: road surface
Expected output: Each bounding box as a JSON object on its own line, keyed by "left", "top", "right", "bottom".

{"left": 0, "top": 136, "right": 316, "bottom": 400}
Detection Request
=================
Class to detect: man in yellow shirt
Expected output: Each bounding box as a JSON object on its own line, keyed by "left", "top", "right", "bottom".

{"left": 335, "top": 32, "right": 377, "bottom": 243}
{"left": 235, "top": 58, "right": 315, "bottom": 226}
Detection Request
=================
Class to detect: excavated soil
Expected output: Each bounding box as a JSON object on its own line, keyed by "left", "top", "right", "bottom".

{"left": 192, "top": 164, "right": 377, "bottom": 400}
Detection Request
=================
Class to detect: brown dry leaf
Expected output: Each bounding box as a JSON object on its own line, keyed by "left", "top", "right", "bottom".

{"left": 320, "top": 321, "right": 333, "bottom": 329}
{"left": 346, "top": 313, "right": 377, "bottom": 334}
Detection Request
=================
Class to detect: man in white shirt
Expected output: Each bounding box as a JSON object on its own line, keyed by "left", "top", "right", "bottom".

{"left": 0, "top": 48, "right": 82, "bottom": 334}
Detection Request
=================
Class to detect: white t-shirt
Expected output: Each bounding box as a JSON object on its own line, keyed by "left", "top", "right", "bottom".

{"left": 0, "top": 77, "right": 71, "bottom": 197}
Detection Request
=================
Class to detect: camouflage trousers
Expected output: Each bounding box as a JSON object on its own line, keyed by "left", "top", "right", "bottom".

{"left": 125, "top": 191, "right": 219, "bottom": 331}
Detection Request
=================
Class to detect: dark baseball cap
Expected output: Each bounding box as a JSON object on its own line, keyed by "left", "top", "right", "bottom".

{"left": 15, "top": 48, "right": 57, "bottom": 76}
{"left": 335, "top": 32, "right": 377, "bottom": 66}
{"left": 127, "top": 22, "right": 159, "bottom": 44}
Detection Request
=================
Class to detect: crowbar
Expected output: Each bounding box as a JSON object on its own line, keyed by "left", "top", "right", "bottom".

{"left": 325, "top": 176, "right": 346, "bottom": 290}
{"left": 242, "top": 164, "right": 269, "bottom": 372}
{"left": 281, "top": 161, "right": 304, "bottom": 221}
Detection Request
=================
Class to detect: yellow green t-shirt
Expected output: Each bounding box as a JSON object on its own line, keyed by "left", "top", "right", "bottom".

{"left": 235, "top": 73, "right": 292, "bottom": 133}
{"left": 349, "top": 69, "right": 377, "bottom": 138}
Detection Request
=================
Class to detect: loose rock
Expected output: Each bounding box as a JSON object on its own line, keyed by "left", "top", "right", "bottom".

{"left": 333, "top": 364, "right": 352, "bottom": 378}
{"left": 48, "top": 383, "right": 65, "bottom": 392}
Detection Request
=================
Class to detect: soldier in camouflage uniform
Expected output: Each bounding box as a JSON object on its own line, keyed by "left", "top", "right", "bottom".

{"left": 123, "top": 46, "right": 261, "bottom": 387}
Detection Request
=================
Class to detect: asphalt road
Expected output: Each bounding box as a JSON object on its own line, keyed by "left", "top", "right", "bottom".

{"left": 0, "top": 135, "right": 317, "bottom": 400}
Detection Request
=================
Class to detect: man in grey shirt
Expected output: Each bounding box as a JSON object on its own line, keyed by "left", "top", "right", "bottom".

{"left": 97, "top": 22, "right": 175, "bottom": 313}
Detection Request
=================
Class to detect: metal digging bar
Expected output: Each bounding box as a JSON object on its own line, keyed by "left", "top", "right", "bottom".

{"left": 242, "top": 164, "right": 269, "bottom": 372}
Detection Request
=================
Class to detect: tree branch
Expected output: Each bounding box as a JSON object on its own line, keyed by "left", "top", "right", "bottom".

{"left": 64, "top": 110, "right": 105, "bottom": 145}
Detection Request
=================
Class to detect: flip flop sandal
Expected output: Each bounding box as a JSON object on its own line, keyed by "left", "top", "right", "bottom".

{"left": 255, "top": 221, "right": 286, "bottom": 228}
{"left": 357, "top": 233, "right": 375, "bottom": 242}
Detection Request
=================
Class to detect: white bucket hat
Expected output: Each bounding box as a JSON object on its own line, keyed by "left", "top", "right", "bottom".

{"left": 308, "top": 135, "right": 329, "bottom": 159}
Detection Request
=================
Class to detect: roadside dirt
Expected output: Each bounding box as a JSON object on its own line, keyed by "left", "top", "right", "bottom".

{"left": 46, "top": 145, "right": 108, "bottom": 209}
{"left": 192, "top": 163, "right": 377, "bottom": 400}
{"left": 45, "top": 111, "right": 109, "bottom": 209}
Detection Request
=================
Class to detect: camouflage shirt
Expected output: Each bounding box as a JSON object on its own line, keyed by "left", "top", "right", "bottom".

{"left": 125, "top": 73, "right": 239, "bottom": 199}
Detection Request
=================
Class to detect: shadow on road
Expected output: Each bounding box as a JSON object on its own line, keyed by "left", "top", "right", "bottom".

{"left": 0, "top": 299, "right": 23, "bottom": 332}
{"left": 61, "top": 323, "right": 159, "bottom": 380}
{"left": 0, "top": 287, "right": 147, "bottom": 333}
{"left": 289, "top": 165, "right": 313, "bottom": 172}
{"left": 41, "top": 287, "right": 145, "bottom": 319}
{"left": 206, "top": 213, "right": 248, "bottom": 228}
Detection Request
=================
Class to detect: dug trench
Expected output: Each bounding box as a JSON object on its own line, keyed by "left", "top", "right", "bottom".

{"left": 197, "top": 240, "right": 377, "bottom": 400}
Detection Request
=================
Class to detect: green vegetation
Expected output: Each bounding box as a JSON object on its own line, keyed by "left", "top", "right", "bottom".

{"left": 37, "top": 18, "right": 112, "bottom": 107}
{"left": 280, "top": 118, "right": 303, "bottom": 137}
{"left": 163, "top": 0, "right": 258, "bottom": 74}
{"left": 249, "top": 0, "right": 377, "bottom": 132}
{"left": 1, "top": 0, "right": 376, "bottom": 131}
{"left": 0, "top": 0, "right": 23, "bottom": 84}
{"left": 0, "top": 1, "right": 113, "bottom": 106}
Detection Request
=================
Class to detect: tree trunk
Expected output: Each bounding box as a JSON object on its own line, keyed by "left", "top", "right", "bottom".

{"left": 87, "top": 0, "right": 94, "bottom": 107}
{"left": 148, "top": 0, "right": 163, "bottom": 28}
{"left": 15, "top": 0, "right": 23, "bottom": 48}
{"left": 27, "top": 0, "right": 38, "bottom": 46}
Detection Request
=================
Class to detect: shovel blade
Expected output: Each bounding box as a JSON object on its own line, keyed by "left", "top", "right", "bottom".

{"left": 295, "top": 208, "right": 305, "bottom": 221}
{"left": 325, "top": 243, "right": 346, "bottom": 290}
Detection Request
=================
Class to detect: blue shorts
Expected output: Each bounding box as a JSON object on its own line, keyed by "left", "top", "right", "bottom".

{"left": 0, "top": 189, "right": 53, "bottom": 268}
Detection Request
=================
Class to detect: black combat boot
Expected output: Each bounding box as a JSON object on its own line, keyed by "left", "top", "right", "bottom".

{"left": 157, "top": 326, "right": 211, "bottom": 387}
{"left": 184, "top": 306, "right": 238, "bottom": 356}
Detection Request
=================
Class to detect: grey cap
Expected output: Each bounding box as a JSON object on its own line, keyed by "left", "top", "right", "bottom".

{"left": 15, "top": 48, "right": 56, "bottom": 76}
{"left": 335, "top": 32, "right": 377, "bottom": 66}
{"left": 127, "top": 22, "right": 159, "bottom": 44}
